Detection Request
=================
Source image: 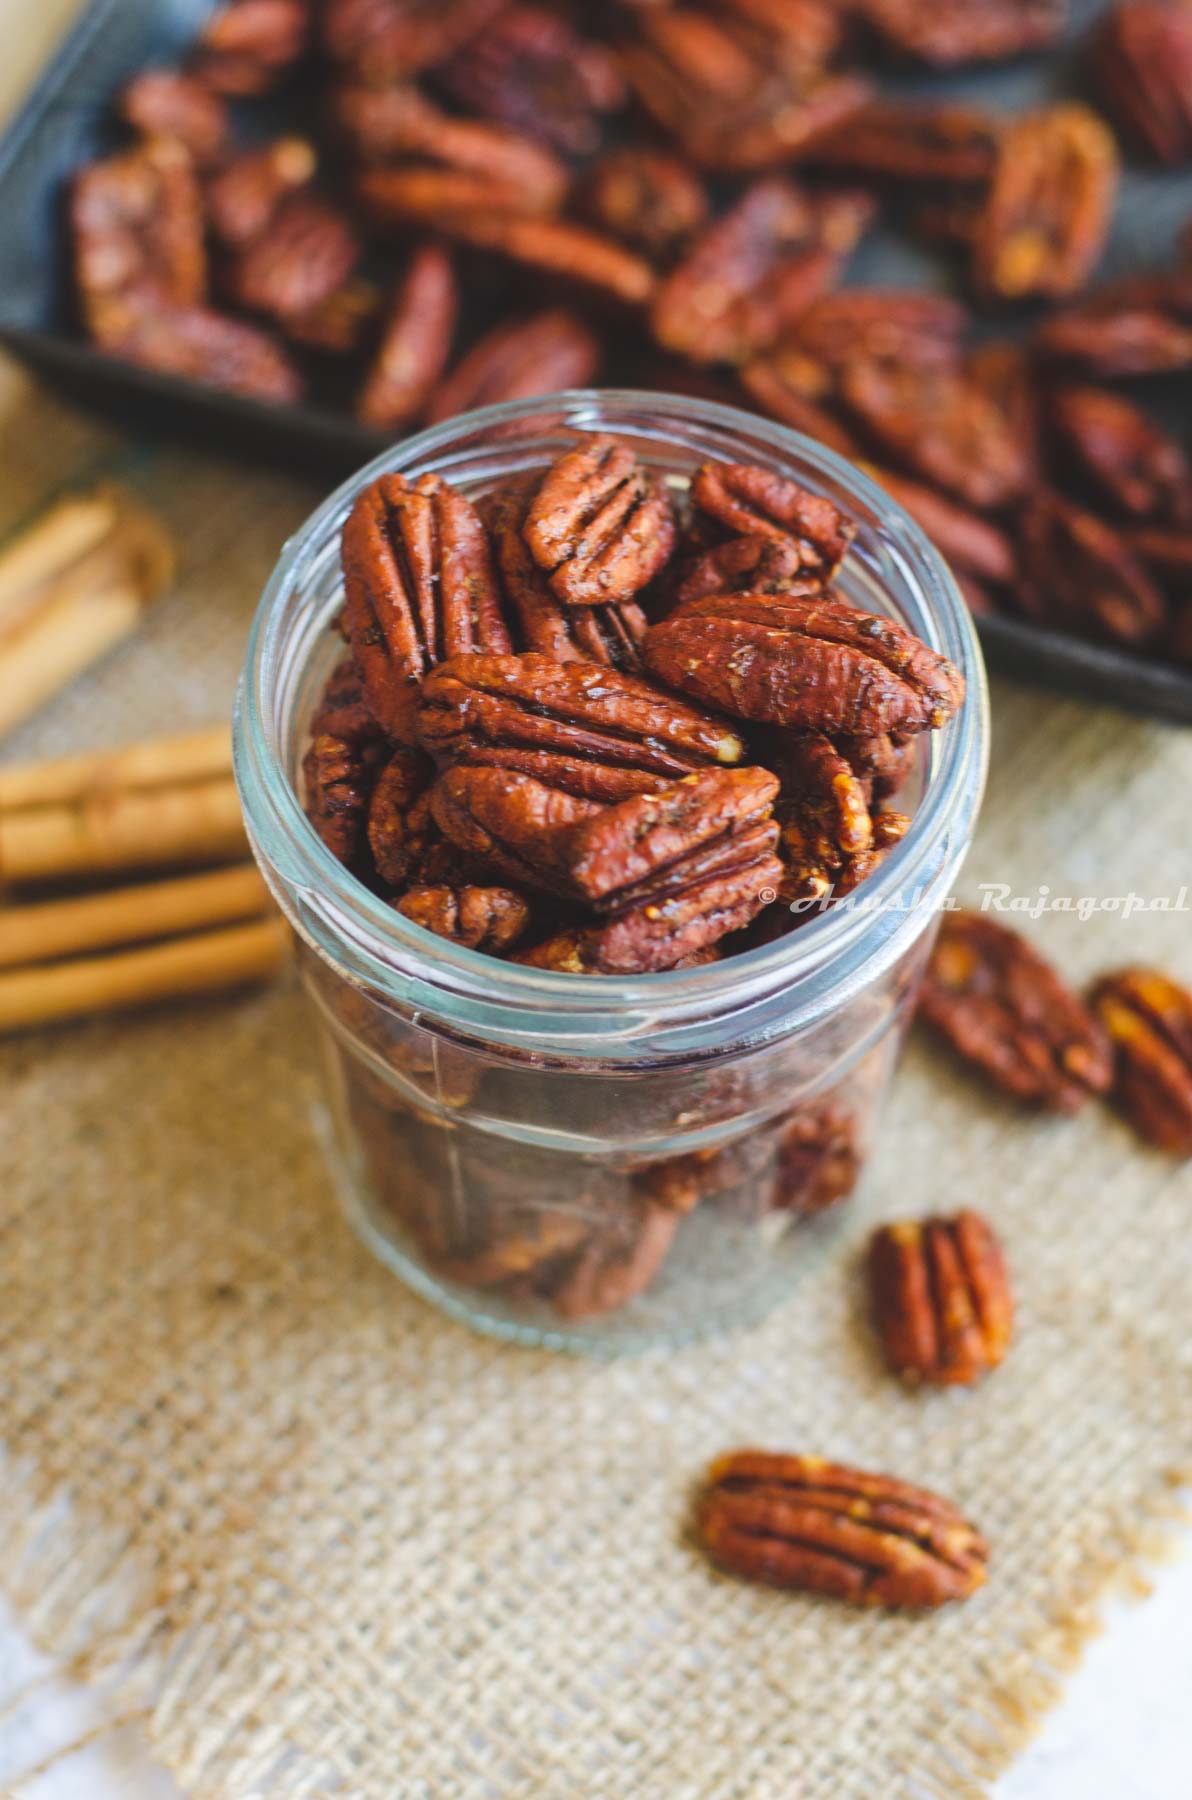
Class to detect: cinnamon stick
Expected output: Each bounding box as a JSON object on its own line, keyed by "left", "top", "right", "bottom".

{"left": 0, "top": 774, "right": 247, "bottom": 886}
{"left": 0, "top": 863, "right": 270, "bottom": 969}
{"left": 0, "top": 489, "right": 121, "bottom": 638}
{"left": 0, "top": 724, "right": 231, "bottom": 812}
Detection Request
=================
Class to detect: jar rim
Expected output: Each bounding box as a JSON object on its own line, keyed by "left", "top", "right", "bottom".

{"left": 234, "top": 389, "right": 989, "bottom": 1058}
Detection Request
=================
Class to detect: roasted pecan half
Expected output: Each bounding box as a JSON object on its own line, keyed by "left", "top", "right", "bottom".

{"left": 838, "top": 731, "right": 916, "bottom": 803}
{"left": 697, "top": 1450, "right": 988, "bottom": 1609}
{"left": 523, "top": 437, "right": 677, "bottom": 607}
{"left": 227, "top": 194, "right": 359, "bottom": 329}
{"left": 652, "top": 179, "right": 874, "bottom": 366}
{"left": 345, "top": 86, "right": 567, "bottom": 219}
{"left": 424, "top": 213, "right": 656, "bottom": 311}
{"left": 806, "top": 100, "right": 1000, "bottom": 186}
{"left": 767, "top": 732, "right": 872, "bottom": 906}
{"left": 548, "top": 1200, "right": 679, "bottom": 1318}
{"left": 972, "top": 106, "right": 1117, "bottom": 302}
{"left": 1047, "top": 387, "right": 1191, "bottom": 525}
{"left": 72, "top": 140, "right": 206, "bottom": 344}
{"left": 774, "top": 1103, "right": 861, "bottom": 1213}
{"left": 690, "top": 461, "right": 854, "bottom": 582}
{"left": 437, "top": 4, "right": 625, "bottom": 157}
{"left": 1128, "top": 523, "right": 1192, "bottom": 588}
{"left": 776, "top": 290, "right": 968, "bottom": 380}
{"left": 645, "top": 593, "right": 965, "bottom": 736}
{"left": 832, "top": 807, "right": 910, "bottom": 899}
{"left": 578, "top": 148, "right": 707, "bottom": 264}
{"left": 342, "top": 474, "right": 511, "bottom": 741}
{"left": 858, "top": 0, "right": 1063, "bottom": 67}
{"left": 1036, "top": 273, "right": 1192, "bottom": 377}
{"left": 303, "top": 664, "right": 388, "bottom": 865}
{"left": 919, "top": 911, "right": 1113, "bottom": 1112}
{"left": 356, "top": 243, "right": 457, "bottom": 431}
{"left": 118, "top": 71, "right": 230, "bottom": 166}
{"left": 366, "top": 747, "right": 435, "bottom": 887}
{"left": 674, "top": 534, "right": 822, "bottom": 608}
{"left": 429, "top": 765, "right": 602, "bottom": 891}
{"left": 1089, "top": 968, "right": 1192, "bottom": 1157}
{"left": 426, "top": 311, "right": 599, "bottom": 426}
{"left": 869, "top": 1212, "right": 1014, "bottom": 1386}
{"left": 94, "top": 302, "right": 303, "bottom": 401}
{"left": 736, "top": 365, "right": 857, "bottom": 457}
{"left": 395, "top": 883, "right": 531, "bottom": 954}
{"left": 1091, "top": 1, "right": 1192, "bottom": 166}
{"left": 490, "top": 489, "right": 647, "bottom": 673}
{"left": 204, "top": 138, "right": 315, "bottom": 248}
{"left": 191, "top": 0, "right": 308, "bottom": 94}
{"left": 1017, "top": 490, "right": 1166, "bottom": 645}
{"left": 842, "top": 359, "right": 1029, "bottom": 512}
{"left": 862, "top": 466, "right": 1016, "bottom": 587}
{"left": 323, "top": 0, "right": 505, "bottom": 79}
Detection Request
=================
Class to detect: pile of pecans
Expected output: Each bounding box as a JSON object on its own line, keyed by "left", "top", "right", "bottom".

{"left": 302, "top": 434, "right": 965, "bottom": 971}
{"left": 66, "top": 0, "right": 1192, "bottom": 665}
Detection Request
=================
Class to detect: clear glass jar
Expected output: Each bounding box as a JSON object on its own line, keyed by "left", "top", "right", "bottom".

{"left": 234, "top": 392, "right": 989, "bottom": 1353}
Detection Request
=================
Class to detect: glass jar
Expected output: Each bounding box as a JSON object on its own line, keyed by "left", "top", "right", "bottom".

{"left": 234, "top": 392, "right": 989, "bottom": 1353}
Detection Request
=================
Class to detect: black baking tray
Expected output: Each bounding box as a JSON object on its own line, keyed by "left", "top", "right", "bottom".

{"left": 2, "top": 0, "right": 1192, "bottom": 723}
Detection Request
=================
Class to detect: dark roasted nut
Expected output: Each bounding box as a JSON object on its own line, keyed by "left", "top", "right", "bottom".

{"left": 1047, "top": 387, "right": 1192, "bottom": 525}
{"left": 774, "top": 1103, "right": 861, "bottom": 1213}
{"left": 204, "top": 138, "right": 315, "bottom": 248}
{"left": 192, "top": 0, "right": 308, "bottom": 94}
{"left": 490, "top": 489, "right": 647, "bottom": 672}
{"left": 675, "top": 535, "right": 821, "bottom": 608}
{"left": 972, "top": 106, "right": 1117, "bottom": 302}
{"left": 437, "top": 5, "right": 625, "bottom": 157}
{"left": 323, "top": 0, "right": 505, "bottom": 80}
{"left": 523, "top": 437, "right": 677, "bottom": 607}
{"left": 548, "top": 1200, "right": 678, "bottom": 1318}
{"left": 427, "top": 311, "right": 599, "bottom": 426}
{"left": 395, "top": 883, "right": 531, "bottom": 954}
{"left": 356, "top": 243, "right": 457, "bottom": 431}
{"left": 1091, "top": 1, "right": 1192, "bottom": 167}
{"left": 869, "top": 1212, "right": 1014, "bottom": 1386}
{"left": 919, "top": 910, "right": 1113, "bottom": 1112}
{"left": 652, "top": 179, "right": 874, "bottom": 366}
{"left": 1089, "top": 968, "right": 1192, "bottom": 1157}
{"left": 697, "top": 1450, "right": 988, "bottom": 1609}
{"left": 1017, "top": 490, "right": 1166, "bottom": 646}
{"left": 228, "top": 195, "right": 359, "bottom": 327}
{"left": 342, "top": 474, "right": 511, "bottom": 741}
{"left": 578, "top": 148, "right": 707, "bottom": 264}
{"left": 858, "top": 0, "right": 1063, "bottom": 67}
{"left": 422, "top": 212, "right": 657, "bottom": 310}
{"left": 838, "top": 732, "right": 916, "bottom": 803}
{"left": 832, "top": 807, "right": 910, "bottom": 898}
{"left": 430, "top": 765, "right": 602, "bottom": 891}
{"left": 1036, "top": 272, "right": 1192, "bottom": 376}
{"left": 1128, "top": 523, "right": 1192, "bottom": 588}
{"left": 366, "top": 747, "right": 435, "bottom": 887}
{"left": 862, "top": 466, "right": 1016, "bottom": 587}
{"left": 805, "top": 101, "right": 1000, "bottom": 186}
{"left": 72, "top": 140, "right": 206, "bottom": 344}
{"left": 118, "top": 71, "right": 230, "bottom": 166}
{"left": 965, "top": 340, "right": 1045, "bottom": 481}
{"left": 646, "top": 592, "right": 965, "bottom": 736}
{"left": 303, "top": 675, "right": 388, "bottom": 864}
{"left": 286, "top": 278, "right": 379, "bottom": 353}
{"left": 309, "top": 654, "right": 381, "bottom": 744}
{"left": 690, "top": 461, "right": 854, "bottom": 581}
{"left": 842, "top": 359, "right": 1029, "bottom": 512}
{"left": 784, "top": 289, "right": 968, "bottom": 376}
{"left": 95, "top": 303, "right": 304, "bottom": 401}
{"left": 737, "top": 365, "right": 857, "bottom": 457}
{"left": 767, "top": 733, "right": 872, "bottom": 906}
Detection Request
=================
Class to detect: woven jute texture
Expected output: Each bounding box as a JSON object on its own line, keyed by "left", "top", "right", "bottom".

{"left": 1, "top": 370, "right": 1190, "bottom": 1800}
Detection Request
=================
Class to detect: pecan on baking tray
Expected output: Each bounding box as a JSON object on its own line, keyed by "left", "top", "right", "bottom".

{"left": 522, "top": 436, "right": 677, "bottom": 607}
{"left": 972, "top": 106, "right": 1117, "bottom": 303}
{"left": 857, "top": 0, "right": 1063, "bottom": 67}
{"left": 690, "top": 461, "right": 855, "bottom": 581}
{"left": 1047, "top": 387, "right": 1192, "bottom": 525}
{"left": 191, "top": 0, "right": 309, "bottom": 95}
{"left": 204, "top": 138, "right": 316, "bottom": 248}
{"left": 342, "top": 474, "right": 511, "bottom": 741}
{"left": 366, "top": 746, "right": 435, "bottom": 887}
{"left": 1128, "top": 523, "right": 1192, "bottom": 589}
{"left": 919, "top": 911, "right": 1112, "bottom": 1112}
{"left": 357, "top": 243, "right": 457, "bottom": 431}
{"left": 697, "top": 1450, "right": 988, "bottom": 1608}
{"left": 72, "top": 139, "right": 206, "bottom": 344}
{"left": 1089, "top": 968, "right": 1192, "bottom": 1157}
{"left": 1036, "top": 272, "right": 1192, "bottom": 377}
{"left": 1017, "top": 490, "right": 1166, "bottom": 645}
{"left": 805, "top": 100, "right": 1001, "bottom": 187}
{"left": 118, "top": 71, "right": 230, "bottom": 166}
{"left": 227, "top": 194, "right": 360, "bottom": 329}
{"left": 861, "top": 466, "right": 1016, "bottom": 588}
{"left": 423, "top": 213, "right": 657, "bottom": 311}
{"left": 841, "top": 359, "right": 1029, "bottom": 512}
{"left": 645, "top": 593, "right": 965, "bottom": 736}
{"left": 1091, "top": 1, "right": 1192, "bottom": 167}
{"left": 783, "top": 291, "right": 969, "bottom": 378}
{"left": 323, "top": 0, "right": 504, "bottom": 79}
{"left": 651, "top": 179, "right": 874, "bottom": 366}
{"left": 93, "top": 303, "right": 304, "bottom": 401}
{"left": 427, "top": 311, "right": 600, "bottom": 425}
{"left": 489, "top": 489, "right": 647, "bottom": 673}
{"left": 394, "top": 883, "right": 532, "bottom": 954}
{"left": 736, "top": 366, "right": 857, "bottom": 457}
{"left": 869, "top": 1211, "right": 1014, "bottom": 1385}
{"left": 437, "top": 4, "right": 625, "bottom": 157}
{"left": 577, "top": 148, "right": 707, "bottom": 264}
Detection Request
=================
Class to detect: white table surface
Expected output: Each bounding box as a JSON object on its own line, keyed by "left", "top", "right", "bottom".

{"left": 2, "top": 1537, "right": 1190, "bottom": 1797}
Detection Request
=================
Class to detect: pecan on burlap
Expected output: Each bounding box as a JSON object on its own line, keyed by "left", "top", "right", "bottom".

{"left": 1091, "top": 1, "right": 1192, "bottom": 167}
{"left": 857, "top": 0, "right": 1063, "bottom": 68}
{"left": 1016, "top": 490, "right": 1167, "bottom": 646}
{"left": 72, "top": 139, "right": 207, "bottom": 344}
{"left": 869, "top": 1211, "right": 1014, "bottom": 1385}
{"left": 972, "top": 106, "right": 1117, "bottom": 302}
{"left": 690, "top": 461, "right": 855, "bottom": 582}
{"left": 697, "top": 1450, "right": 988, "bottom": 1609}
{"left": 1089, "top": 968, "right": 1192, "bottom": 1158}
{"left": 426, "top": 311, "right": 599, "bottom": 425}
{"left": 489, "top": 489, "right": 647, "bottom": 673}
{"left": 356, "top": 243, "right": 457, "bottom": 431}
{"left": 522, "top": 437, "right": 677, "bottom": 608}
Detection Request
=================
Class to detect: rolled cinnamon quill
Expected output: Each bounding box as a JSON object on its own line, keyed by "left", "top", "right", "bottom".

{"left": 0, "top": 723, "right": 231, "bottom": 812}
{"left": 0, "top": 862, "right": 270, "bottom": 969}
{"left": 0, "top": 773, "right": 247, "bottom": 886}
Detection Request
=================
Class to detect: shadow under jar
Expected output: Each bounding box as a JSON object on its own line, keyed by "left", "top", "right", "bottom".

{"left": 234, "top": 392, "right": 989, "bottom": 1353}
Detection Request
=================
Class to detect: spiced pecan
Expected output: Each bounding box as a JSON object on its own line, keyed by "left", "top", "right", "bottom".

{"left": 345, "top": 86, "right": 567, "bottom": 218}
{"left": 972, "top": 106, "right": 1117, "bottom": 302}
{"left": 437, "top": 5, "right": 625, "bottom": 157}
{"left": 366, "top": 747, "right": 435, "bottom": 887}
{"left": 309, "top": 654, "right": 380, "bottom": 745}
{"left": 426, "top": 311, "right": 599, "bottom": 426}
{"left": 118, "top": 71, "right": 230, "bottom": 166}
{"left": 286, "top": 279, "right": 379, "bottom": 353}
{"left": 833, "top": 808, "right": 910, "bottom": 898}
{"left": 838, "top": 732, "right": 916, "bottom": 803}
{"left": 652, "top": 179, "right": 874, "bottom": 366}
{"left": 806, "top": 101, "right": 1001, "bottom": 186}
{"left": 548, "top": 1199, "right": 679, "bottom": 1319}
{"left": 204, "top": 138, "right": 315, "bottom": 248}
{"left": 228, "top": 194, "right": 359, "bottom": 328}
{"left": 578, "top": 149, "right": 707, "bottom": 264}
{"left": 869, "top": 1212, "right": 1014, "bottom": 1386}
{"left": 645, "top": 593, "right": 965, "bottom": 737}
{"left": 342, "top": 474, "right": 511, "bottom": 741}
{"left": 965, "top": 341, "right": 1044, "bottom": 481}
{"left": 395, "top": 883, "right": 531, "bottom": 954}
{"left": 490, "top": 489, "right": 647, "bottom": 673}
{"left": 1036, "top": 273, "right": 1192, "bottom": 377}
{"left": 767, "top": 733, "right": 872, "bottom": 907}
{"left": 191, "top": 0, "right": 308, "bottom": 94}
{"left": 858, "top": 0, "right": 1063, "bottom": 67}
{"left": 429, "top": 765, "right": 602, "bottom": 892}
{"left": 304, "top": 684, "right": 388, "bottom": 863}
{"left": 322, "top": 0, "right": 505, "bottom": 79}
{"left": 424, "top": 213, "right": 657, "bottom": 310}
{"left": 72, "top": 140, "right": 206, "bottom": 344}
{"left": 1017, "top": 490, "right": 1166, "bottom": 646}
{"left": 736, "top": 366, "right": 857, "bottom": 458}
{"left": 773, "top": 1103, "right": 861, "bottom": 1213}
{"left": 674, "top": 535, "right": 821, "bottom": 608}
{"left": 521, "top": 438, "right": 676, "bottom": 609}
{"left": 690, "top": 462, "right": 855, "bottom": 582}
{"left": 1047, "top": 387, "right": 1192, "bottom": 525}
{"left": 919, "top": 911, "right": 1113, "bottom": 1112}
{"left": 356, "top": 243, "right": 457, "bottom": 431}
{"left": 697, "top": 1450, "right": 988, "bottom": 1609}
{"left": 1091, "top": 1, "right": 1192, "bottom": 167}
{"left": 1128, "top": 523, "right": 1192, "bottom": 588}
{"left": 95, "top": 302, "right": 304, "bottom": 401}
{"left": 842, "top": 359, "right": 1029, "bottom": 512}
{"left": 776, "top": 290, "right": 968, "bottom": 381}
{"left": 1089, "top": 968, "right": 1192, "bottom": 1157}
{"left": 862, "top": 466, "right": 1016, "bottom": 587}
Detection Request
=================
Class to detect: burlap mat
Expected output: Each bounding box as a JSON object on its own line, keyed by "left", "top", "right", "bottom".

{"left": 1, "top": 368, "right": 1190, "bottom": 1800}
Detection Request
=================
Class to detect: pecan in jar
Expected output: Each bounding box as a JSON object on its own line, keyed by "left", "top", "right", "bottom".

{"left": 1091, "top": 1, "right": 1192, "bottom": 167}
{"left": 972, "top": 106, "right": 1117, "bottom": 302}
{"left": 690, "top": 461, "right": 855, "bottom": 582}
{"left": 766, "top": 732, "right": 873, "bottom": 907}
{"left": 356, "top": 243, "right": 457, "bottom": 432}
{"left": 204, "top": 138, "right": 316, "bottom": 249}
{"left": 857, "top": 0, "right": 1063, "bottom": 67}
{"left": 346, "top": 86, "right": 567, "bottom": 220}
{"left": 72, "top": 139, "right": 206, "bottom": 344}
{"left": 342, "top": 473, "right": 511, "bottom": 741}
{"left": 645, "top": 593, "right": 965, "bottom": 737}
{"left": 94, "top": 303, "right": 304, "bottom": 401}
{"left": 395, "top": 883, "right": 531, "bottom": 954}
{"left": 918, "top": 911, "right": 1112, "bottom": 1112}
{"left": 437, "top": 4, "right": 625, "bottom": 157}
{"left": 869, "top": 1211, "right": 1014, "bottom": 1386}
{"left": 118, "top": 71, "right": 231, "bottom": 166}
{"left": 366, "top": 747, "right": 435, "bottom": 887}
{"left": 227, "top": 194, "right": 360, "bottom": 329}
{"left": 651, "top": 179, "right": 874, "bottom": 366}
{"left": 1089, "top": 968, "right": 1192, "bottom": 1157}
{"left": 673, "top": 534, "right": 822, "bottom": 609}
{"left": 841, "top": 359, "right": 1029, "bottom": 512}
{"left": 837, "top": 732, "right": 916, "bottom": 804}
{"left": 522, "top": 437, "right": 676, "bottom": 609}
{"left": 322, "top": 0, "right": 505, "bottom": 80}
{"left": 489, "top": 488, "right": 647, "bottom": 673}
{"left": 303, "top": 732, "right": 384, "bottom": 865}
{"left": 805, "top": 100, "right": 1001, "bottom": 187}
{"left": 1047, "top": 387, "right": 1192, "bottom": 525}
{"left": 426, "top": 311, "right": 599, "bottom": 426}
{"left": 773, "top": 1102, "right": 861, "bottom": 1214}
{"left": 696, "top": 1450, "right": 988, "bottom": 1608}
{"left": 832, "top": 808, "right": 910, "bottom": 899}
{"left": 1017, "top": 490, "right": 1166, "bottom": 646}
{"left": 577, "top": 148, "right": 707, "bottom": 265}
{"left": 191, "top": 0, "right": 309, "bottom": 94}
{"left": 428, "top": 765, "right": 602, "bottom": 892}
{"left": 862, "top": 466, "right": 1016, "bottom": 588}
{"left": 546, "top": 1199, "right": 680, "bottom": 1319}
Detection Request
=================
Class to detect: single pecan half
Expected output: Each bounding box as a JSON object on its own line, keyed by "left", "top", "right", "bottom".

{"left": 737, "top": 365, "right": 857, "bottom": 457}
{"left": 690, "top": 462, "right": 855, "bottom": 582}
{"left": 429, "top": 765, "right": 602, "bottom": 892}
{"left": 72, "top": 140, "right": 206, "bottom": 344}
{"left": 204, "top": 138, "right": 315, "bottom": 248}
{"left": 490, "top": 489, "right": 647, "bottom": 673}
{"left": 862, "top": 466, "right": 1016, "bottom": 587}
{"left": 652, "top": 179, "right": 874, "bottom": 366}
{"left": 869, "top": 1212, "right": 1014, "bottom": 1386}
{"left": 191, "top": 0, "right": 308, "bottom": 94}
{"left": 645, "top": 592, "right": 965, "bottom": 736}
{"left": 842, "top": 360, "right": 1029, "bottom": 511}
{"left": 356, "top": 243, "right": 457, "bottom": 431}
{"left": 1047, "top": 387, "right": 1192, "bottom": 525}
{"left": 228, "top": 194, "right": 360, "bottom": 328}
{"left": 1017, "top": 490, "right": 1166, "bottom": 646}
{"left": 972, "top": 106, "right": 1117, "bottom": 302}
{"left": 838, "top": 732, "right": 916, "bottom": 803}
{"left": 578, "top": 148, "right": 707, "bottom": 264}
{"left": 424, "top": 213, "right": 657, "bottom": 310}
{"left": 1036, "top": 273, "right": 1192, "bottom": 377}
{"left": 778, "top": 289, "right": 969, "bottom": 378}
{"left": 919, "top": 911, "right": 1113, "bottom": 1112}
{"left": 767, "top": 733, "right": 873, "bottom": 906}
{"left": 395, "top": 883, "right": 531, "bottom": 954}
{"left": 858, "top": 0, "right": 1063, "bottom": 67}
{"left": 774, "top": 1103, "right": 861, "bottom": 1213}
{"left": 366, "top": 747, "right": 435, "bottom": 887}
{"left": 437, "top": 4, "right": 625, "bottom": 157}
{"left": 522, "top": 437, "right": 677, "bottom": 607}
{"left": 426, "top": 311, "right": 599, "bottom": 426}
{"left": 549, "top": 1200, "right": 679, "bottom": 1318}
{"left": 344, "top": 85, "right": 567, "bottom": 218}
{"left": 1091, "top": 1, "right": 1192, "bottom": 167}
{"left": 118, "top": 71, "right": 231, "bottom": 166}
{"left": 697, "top": 1450, "right": 988, "bottom": 1609}
{"left": 1127, "top": 523, "right": 1192, "bottom": 588}
{"left": 1089, "top": 968, "right": 1192, "bottom": 1157}
{"left": 304, "top": 666, "right": 389, "bottom": 865}
{"left": 95, "top": 302, "right": 304, "bottom": 401}
{"left": 323, "top": 0, "right": 505, "bottom": 79}
{"left": 806, "top": 100, "right": 1001, "bottom": 186}
{"left": 674, "top": 535, "right": 822, "bottom": 608}
{"left": 832, "top": 807, "right": 910, "bottom": 899}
